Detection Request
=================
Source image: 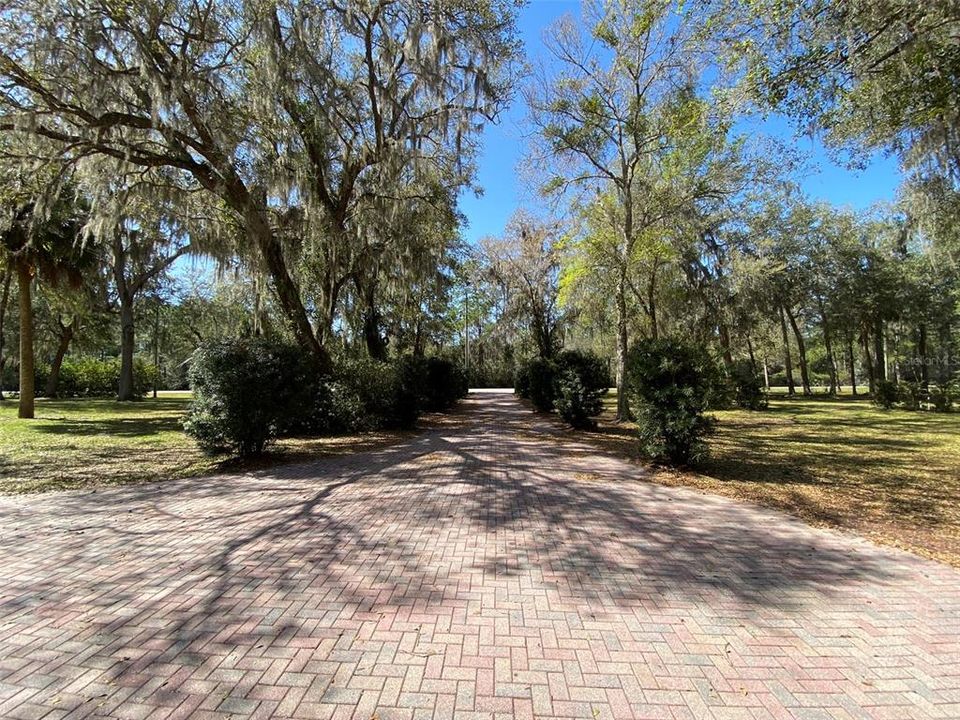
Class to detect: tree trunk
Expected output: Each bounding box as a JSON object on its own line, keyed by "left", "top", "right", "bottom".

{"left": 45, "top": 317, "right": 77, "bottom": 398}
{"left": 413, "top": 316, "right": 424, "bottom": 357}
{"left": 615, "top": 269, "right": 629, "bottom": 422}
{"left": 647, "top": 265, "right": 659, "bottom": 341}
{"left": 873, "top": 317, "right": 886, "bottom": 383}
{"left": 356, "top": 275, "right": 387, "bottom": 360}
{"left": 938, "top": 324, "right": 952, "bottom": 385}
{"left": 778, "top": 305, "right": 796, "bottom": 396}
{"left": 847, "top": 334, "right": 857, "bottom": 396}
{"left": 118, "top": 291, "right": 136, "bottom": 401}
{"left": 862, "top": 331, "right": 875, "bottom": 394}
{"left": 817, "top": 298, "right": 838, "bottom": 395}
{"left": 362, "top": 309, "right": 388, "bottom": 360}
{"left": 16, "top": 261, "right": 34, "bottom": 419}
{"left": 0, "top": 268, "right": 10, "bottom": 401}
{"left": 249, "top": 214, "right": 331, "bottom": 373}
{"left": 153, "top": 302, "right": 160, "bottom": 399}
{"left": 746, "top": 334, "right": 757, "bottom": 375}
{"left": 785, "top": 306, "right": 811, "bottom": 395}
{"left": 718, "top": 321, "right": 734, "bottom": 369}
{"left": 762, "top": 357, "right": 770, "bottom": 390}
{"left": 917, "top": 323, "right": 929, "bottom": 391}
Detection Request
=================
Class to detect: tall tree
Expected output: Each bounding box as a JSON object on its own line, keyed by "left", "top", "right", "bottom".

{"left": 483, "top": 212, "right": 567, "bottom": 360}
{"left": 108, "top": 218, "right": 192, "bottom": 401}
{"left": 527, "top": 0, "right": 712, "bottom": 420}
{"left": 0, "top": 267, "right": 10, "bottom": 400}
{"left": 0, "top": 0, "right": 519, "bottom": 370}
{"left": 0, "top": 195, "right": 86, "bottom": 418}
{"left": 713, "top": 0, "right": 960, "bottom": 182}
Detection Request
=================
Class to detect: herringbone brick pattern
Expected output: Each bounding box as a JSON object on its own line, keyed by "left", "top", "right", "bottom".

{"left": 0, "top": 392, "right": 958, "bottom": 720}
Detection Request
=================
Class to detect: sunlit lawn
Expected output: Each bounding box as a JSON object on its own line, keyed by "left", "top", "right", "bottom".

{"left": 593, "top": 392, "right": 960, "bottom": 566}
{"left": 0, "top": 394, "right": 404, "bottom": 494}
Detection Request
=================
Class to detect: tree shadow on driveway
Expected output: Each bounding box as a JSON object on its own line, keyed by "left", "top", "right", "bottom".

{"left": 0, "top": 393, "right": 948, "bottom": 717}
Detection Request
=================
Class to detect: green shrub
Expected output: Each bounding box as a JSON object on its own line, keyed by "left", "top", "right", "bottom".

{"left": 626, "top": 338, "right": 716, "bottom": 466}
{"left": 554, "top": 370, "right": 598, "bottom": 429}
{"left": 184, "top": 339, "right": 303, "bottom": 457}
{"left": 898, "top": 381, "right": 923, "bottom": 411}
{"left": 514, "top": 364, "right": 531, "bottom": 398}
{"left": 38, "top": 356, "right": 157, "bottom": 398}
{"left": 336, "top": 356, "right": 422, "bottom": 430}
{"left": 185, "top": 343, "right": 466, "bottom": 456}
{"left": 281, "top": 378, "right": 365, "bottom": 436}
{"left": 927, "top": 383, "right": 956, "bottom": 413}
{"left": 872, "top": 379, "right": 898, "bottom": 410}
{"left": 729, "top": 360, "right": 768, "bottom": 410}
{"left": 526, "top": 358, "right": 556, "bottom": 412}
{"left": 422, "top": 357, "right": 469, "bottom": 411}
{"left": 553, "top": 350, "right": 609, "bottom": 429}
{"left": 395, "top": 355, "right": 429, "bottom": 427}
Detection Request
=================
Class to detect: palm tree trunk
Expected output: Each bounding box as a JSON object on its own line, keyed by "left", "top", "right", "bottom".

{"left": 16, "top": 261, "right": 34, "bottom": 419}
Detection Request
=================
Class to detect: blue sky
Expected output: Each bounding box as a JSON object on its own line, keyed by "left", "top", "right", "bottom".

{"left": 457, "top": 0, "right": 905, "bottom": 245}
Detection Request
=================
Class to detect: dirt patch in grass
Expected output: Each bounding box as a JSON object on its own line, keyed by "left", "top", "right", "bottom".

{"left": 0, "top": 396, "right": 409, "bottom": 494}
{"left": 587, "top": 394, "right": 960, "bottom": 567}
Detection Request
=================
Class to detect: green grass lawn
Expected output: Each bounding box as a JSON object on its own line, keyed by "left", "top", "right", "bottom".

{"left": 0, "top": 395, "right": 403, "bottom": 494}
{"left": 593, "top": 393, "right": 960, "bottom": 566}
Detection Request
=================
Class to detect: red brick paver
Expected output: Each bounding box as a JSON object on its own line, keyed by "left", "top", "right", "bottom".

{"left": 1, "top": 392, "right": 958, "bottom": 720}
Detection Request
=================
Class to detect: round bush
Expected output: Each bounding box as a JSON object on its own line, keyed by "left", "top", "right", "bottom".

{"left": 526, "top": 358, "right": 556, "bottom": 412}
{"left": 553, "top": 350, "right": 610, "bottom": 429}
{"left": 626, "top": 338, "right": 717, "bottom": 466}
{"left": 184, "top": 339, "right": 304, "bottom": 457}
{"left": 728, "top": 360, "right": 768, "bottom": 411}
{"left": 872, "top": 379, "right": 898, "bottom": 410}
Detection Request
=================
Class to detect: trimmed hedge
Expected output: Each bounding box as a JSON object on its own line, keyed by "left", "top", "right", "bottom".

{"left": 184, "top": 339, "right": 468, "bottom": 457}
{"left": 422, "top": 356, "right": 469, "bottom": 411}
{"left": 35, "top": 356, "right": 158, "bottom": 398}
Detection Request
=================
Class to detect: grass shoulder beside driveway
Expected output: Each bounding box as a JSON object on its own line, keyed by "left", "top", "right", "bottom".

{"left": 589, "top": 393, "right": 960, "bottom": 567}
{"left": 0, "top": 394, "right": 406, "bottom": 494}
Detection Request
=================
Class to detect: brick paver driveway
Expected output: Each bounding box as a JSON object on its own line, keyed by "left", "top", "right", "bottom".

{"left": 1, "top": 391, "right": 958, "bottom": 720}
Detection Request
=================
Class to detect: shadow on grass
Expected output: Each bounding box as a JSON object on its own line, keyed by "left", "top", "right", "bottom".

{"left": 588, "top": 395, "right": 960, "bottom": 543}
{"left": 31, "top": 416, "right": 185, "bottom": 437}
